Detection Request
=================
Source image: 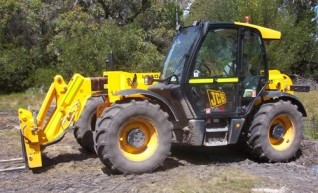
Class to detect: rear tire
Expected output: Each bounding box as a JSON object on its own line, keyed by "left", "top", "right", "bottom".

{"left": 247, "top": 100, "right": 303, "bottom": 162}
{"left": 74, "top": 97, "right": 104, "bottom": 153}
{"left": 94, "top": 100, "right": 173, "bottom": 174}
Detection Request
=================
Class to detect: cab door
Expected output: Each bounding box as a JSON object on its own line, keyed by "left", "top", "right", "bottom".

{"left": 186, "top": 27, "right": 240, "bottom": 118}
{"left": 185, "top": 26, "right": 268, "bottom": 118}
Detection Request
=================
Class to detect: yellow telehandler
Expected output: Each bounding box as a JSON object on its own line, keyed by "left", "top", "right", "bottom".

{"left": 16, "top": 20, "right": 309, "bottom": 174}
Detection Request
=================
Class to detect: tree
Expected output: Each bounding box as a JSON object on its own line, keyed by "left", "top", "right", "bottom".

{"left": 0, "top": 0, "right": 179, "bottom": 92}
{"left": 0, "top": 0, "right": 44, "bottom": 92}
{"left": 47, "top": 2, "right": 177, "bottom": 77}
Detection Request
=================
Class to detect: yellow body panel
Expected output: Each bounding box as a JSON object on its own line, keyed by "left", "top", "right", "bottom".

{"left": 267, "top": 70, "right": 294, "bottom": 95}
{"left": 104, "top": 71, "right": 160, "bottom": 103}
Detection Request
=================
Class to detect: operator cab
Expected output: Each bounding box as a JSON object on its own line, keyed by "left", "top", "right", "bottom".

{"left": 148, "top": 21, "right": 280, "bottom": 122}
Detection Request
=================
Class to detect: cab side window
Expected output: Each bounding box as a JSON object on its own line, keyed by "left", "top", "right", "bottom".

{"left": 242, "top": 30, "right": 265, "bottom": 83}
{"left": 242, "top": 29, "right": 266, "bottom": 98}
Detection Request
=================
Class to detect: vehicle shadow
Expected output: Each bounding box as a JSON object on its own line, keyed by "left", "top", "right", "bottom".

{"left": 167, "top": 144, "right": 250, "bottom": 165}
{"left": 154, "top": 145, "right": 251, "bottom": 174}
{"left": 99, "top": 145, "right": 250, "bottom": 175}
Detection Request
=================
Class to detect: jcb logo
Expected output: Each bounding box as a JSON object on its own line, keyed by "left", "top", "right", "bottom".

{"left": 207, "top": 90, "right": 227, "bottom": 107}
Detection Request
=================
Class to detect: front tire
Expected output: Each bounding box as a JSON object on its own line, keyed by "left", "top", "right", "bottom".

{"left": 94, "top": 100, "right": 173, "bottom": 174}
{"left": 247, "top": 100, "right": 303, "bottom": 162}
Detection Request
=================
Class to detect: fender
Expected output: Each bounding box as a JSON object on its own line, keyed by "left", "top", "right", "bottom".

{"left": 114, "top": 89, "right": 179, "bottom": 121}
{"left": 260, "top": 91, "right": 307, "bottom": 117}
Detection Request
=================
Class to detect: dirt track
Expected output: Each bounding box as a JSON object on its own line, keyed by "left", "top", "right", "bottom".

{"left": 0, "top": 112, "right": 318, "bottom": 193}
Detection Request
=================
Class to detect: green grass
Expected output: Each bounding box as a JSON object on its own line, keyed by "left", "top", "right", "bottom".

{"left": 295, "top": 90, "right": 318, "bottom": 118}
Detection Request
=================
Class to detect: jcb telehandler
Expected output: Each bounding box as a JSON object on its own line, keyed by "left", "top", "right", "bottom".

{"left": 17, "top": 20, "right": 309, "bottom": 174}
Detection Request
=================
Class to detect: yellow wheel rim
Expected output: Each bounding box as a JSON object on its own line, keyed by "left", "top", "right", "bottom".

{"left": 119, "top": 118, "right": 158, "bottom": 162}
{"left": 268, "top": 114, "right": 295, "bottom": 151}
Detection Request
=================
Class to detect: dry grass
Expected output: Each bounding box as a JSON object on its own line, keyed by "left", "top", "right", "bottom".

{"left": 0, "top": 88, "right": 46, "bottom": 112}
{"left": 175, "top": 168, "right": 257, "bottom": 193}
{"left": 295, "top": 90, "right": 318, "bottom": 139}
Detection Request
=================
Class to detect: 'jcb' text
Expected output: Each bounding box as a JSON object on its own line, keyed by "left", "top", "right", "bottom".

{"left": 207, "top": 90, "right": 227, "bottom": 107}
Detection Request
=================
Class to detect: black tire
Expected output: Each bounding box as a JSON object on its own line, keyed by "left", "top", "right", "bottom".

{"left": 74, "top": 97, "right": 104, "bottom": 153}
{"left": 247, "top": 100, "right": 303, "bottom": 162}
{"left": 94, "top": 100, "right": 173, "bottom": 174}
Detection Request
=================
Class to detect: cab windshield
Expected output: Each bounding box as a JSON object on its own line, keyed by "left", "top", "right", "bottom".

{"left": 161, "top": 26, "right": 200, "bottom": 80}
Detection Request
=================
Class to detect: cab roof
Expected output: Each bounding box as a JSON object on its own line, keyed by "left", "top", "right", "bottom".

{"left": 190, "top": 20, "right": 281, "bottom": 40}
{"left": 234, "top": 22, "right": 281, "bottom": 40}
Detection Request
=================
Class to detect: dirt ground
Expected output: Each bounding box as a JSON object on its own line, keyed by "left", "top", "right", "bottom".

{"left": 0, "top": 111, "right": 318, "bottom": 193}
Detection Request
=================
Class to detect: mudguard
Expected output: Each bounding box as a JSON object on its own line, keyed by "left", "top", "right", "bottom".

{"left": 114, "top": 89, "right": 179, "bottom": 121}
{"left": 260, "top": 91, "right": 307, "bottom": 117}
